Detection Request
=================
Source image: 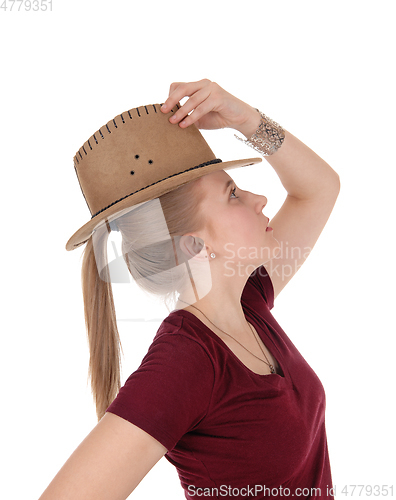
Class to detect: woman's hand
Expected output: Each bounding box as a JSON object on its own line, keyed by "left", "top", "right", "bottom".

{"left": 160, "top": 79, "right": 261, "bottom": 138}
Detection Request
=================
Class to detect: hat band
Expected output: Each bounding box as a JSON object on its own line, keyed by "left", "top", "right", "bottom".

{"left": 91, "top": 158, "right": 223, "bottom": 219}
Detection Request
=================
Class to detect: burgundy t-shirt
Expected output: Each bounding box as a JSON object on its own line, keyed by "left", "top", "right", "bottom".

{"left": 106, "top": 265, "right": 333, "bottom": 499}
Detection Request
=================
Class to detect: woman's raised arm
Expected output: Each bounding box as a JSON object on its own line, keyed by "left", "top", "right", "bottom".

{"left": 162, "top": 79, "right": 340, "bottom": 301}
{"left": 38, "top": 412, "right": 167, "bottom": 500}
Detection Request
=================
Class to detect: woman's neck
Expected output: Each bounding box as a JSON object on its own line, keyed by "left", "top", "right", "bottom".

{"left": 175, "top": 296, "right": 250, "bottom": 338}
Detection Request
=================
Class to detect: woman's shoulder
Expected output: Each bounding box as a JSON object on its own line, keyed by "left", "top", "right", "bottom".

{"left": 151, "top": 309, "right": 216, "bottom": 364}
{"left": 241, "top": 264, "right": 275, "bottom": 311}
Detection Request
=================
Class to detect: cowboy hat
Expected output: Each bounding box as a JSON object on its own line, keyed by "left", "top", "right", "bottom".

{"left": 66, "top": 102, "right": 262, "bottom": 251}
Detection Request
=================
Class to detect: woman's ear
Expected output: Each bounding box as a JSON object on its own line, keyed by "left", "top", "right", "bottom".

{"left": 179, "top": 234, "right": 208, "bottom": 262}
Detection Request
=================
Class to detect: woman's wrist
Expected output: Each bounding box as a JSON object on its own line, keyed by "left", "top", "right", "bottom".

{"left": 234, "top": 108, "right": 286, "bottom": 156}
{"left": 235, "top": 106, "right": 262, "bottom": 139}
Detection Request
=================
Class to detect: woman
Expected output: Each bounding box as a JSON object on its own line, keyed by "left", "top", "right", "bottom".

{"left": 39, "top": 79, "right": 340, "bottom": 499}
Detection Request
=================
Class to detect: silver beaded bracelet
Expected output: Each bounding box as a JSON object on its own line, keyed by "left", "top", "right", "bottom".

{"left": 234, "top": 108, "right": 285, "bottom": 156}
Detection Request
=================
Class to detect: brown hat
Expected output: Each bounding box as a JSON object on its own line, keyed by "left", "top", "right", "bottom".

{"left": 66, "top": 102, "right": 262, "bottom": 251}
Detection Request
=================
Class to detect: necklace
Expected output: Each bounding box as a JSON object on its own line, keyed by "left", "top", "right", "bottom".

{"left": 177, "top": 299, "right": 275, "bottom": 374}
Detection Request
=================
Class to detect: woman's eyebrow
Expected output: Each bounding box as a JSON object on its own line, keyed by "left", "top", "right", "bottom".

{"left": 223, "top": 179, "right": 234, "bottom": 194}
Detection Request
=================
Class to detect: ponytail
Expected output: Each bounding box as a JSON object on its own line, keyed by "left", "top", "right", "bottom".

{"left": 79, "top": 177, "right": 205, "bottom": 420}
{"left": 81, "top": 233, "right": 122, "bottom": 421}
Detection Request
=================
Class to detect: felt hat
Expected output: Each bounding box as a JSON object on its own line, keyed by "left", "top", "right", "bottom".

{"left": 66, "top": 102, "right": 262, "bottom": 251}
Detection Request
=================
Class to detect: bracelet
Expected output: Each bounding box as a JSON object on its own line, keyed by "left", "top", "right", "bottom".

{"left": 234, "top": 108, "right": 285, "bottom": 156}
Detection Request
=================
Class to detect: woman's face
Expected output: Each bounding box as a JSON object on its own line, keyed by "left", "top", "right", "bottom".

{"left": 196, "top": 170, "right": 280, "bottom": 271}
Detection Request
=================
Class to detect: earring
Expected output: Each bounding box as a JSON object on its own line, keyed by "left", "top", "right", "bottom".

{"left": 210, "top": 253, "right": 216, "bottom": 259}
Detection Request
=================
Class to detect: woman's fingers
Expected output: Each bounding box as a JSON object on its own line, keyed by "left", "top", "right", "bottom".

{"left": 160, "top": 79, "right": 256, "bottom": 133}
{"left": 168, "top": 87, "right": 213, "bottom": 127}
{"left": 161, "top": 79, "right": 212, "bottom": 114}
{"left": 168, "top": 81, "right": 186, "bottom": 97}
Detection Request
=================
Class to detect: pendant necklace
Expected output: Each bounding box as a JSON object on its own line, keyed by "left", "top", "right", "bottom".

{"left": 177, "top": 299, "right": 276, "bottom": 374}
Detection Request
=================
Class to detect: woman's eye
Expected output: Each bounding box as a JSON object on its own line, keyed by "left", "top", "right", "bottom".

{"left": 230, "top": 187, "right": 238, "bottom": 199}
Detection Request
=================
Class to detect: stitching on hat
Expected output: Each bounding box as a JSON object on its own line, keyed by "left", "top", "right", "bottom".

{"left": 72, "top": 101, "right": 212, "bottom": 245}
{"left": 90, "top": 158, "right": 223, "bottom": 219}
{"left": 74, "top": 104, "right": 177, "bottom": 166}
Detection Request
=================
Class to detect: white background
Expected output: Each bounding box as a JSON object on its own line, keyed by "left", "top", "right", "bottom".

{"left": 1, "top": 0, "right": 395, "bottom": 498}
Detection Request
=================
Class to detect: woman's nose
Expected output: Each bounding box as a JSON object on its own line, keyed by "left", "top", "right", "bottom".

{"left": 255, "top": 194, "right": 267, "bottom": 213}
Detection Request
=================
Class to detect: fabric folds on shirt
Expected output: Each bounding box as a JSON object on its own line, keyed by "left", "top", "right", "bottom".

{"left": 106, "top": 264, "right": 333, "bottom": 499}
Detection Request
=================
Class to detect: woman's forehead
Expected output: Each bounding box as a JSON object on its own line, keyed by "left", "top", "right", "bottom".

{"left": 200, "top": 170, "right": 233, "bottom": 191}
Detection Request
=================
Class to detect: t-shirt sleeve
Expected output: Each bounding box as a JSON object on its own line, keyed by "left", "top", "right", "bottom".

{"left": 243, "top": 264, "right": 275, "bottom": 310}
{"left": 106, "top": 332, "right": 215, "bottom": 452}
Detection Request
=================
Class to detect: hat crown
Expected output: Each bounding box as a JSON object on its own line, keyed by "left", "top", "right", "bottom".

{"left": 73, "top": 103, "right": 217, "bottom": 218}
{"left": 66, "top": 102, "right": 262, "bottom": 251}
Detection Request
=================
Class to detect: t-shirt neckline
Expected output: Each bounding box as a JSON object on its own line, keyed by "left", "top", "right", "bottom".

{"left": 171, "top": 308, "right": 288, "bottom": 381}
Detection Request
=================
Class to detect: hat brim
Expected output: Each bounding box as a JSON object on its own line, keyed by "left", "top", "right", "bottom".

{"left": 65, "top": 156, "right": 262, "bottom": 251}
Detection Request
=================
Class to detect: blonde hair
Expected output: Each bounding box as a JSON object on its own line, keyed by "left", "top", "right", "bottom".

{"left": 81, "top": 177, "right": 206, "bottom": 420}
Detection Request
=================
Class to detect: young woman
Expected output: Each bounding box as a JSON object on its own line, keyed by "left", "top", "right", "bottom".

{"left": 39, "top": 79, "right": 340, "bottom": 499}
